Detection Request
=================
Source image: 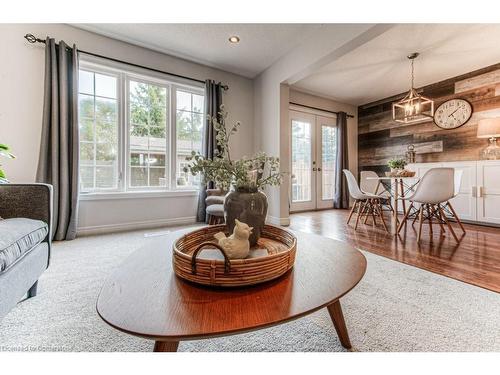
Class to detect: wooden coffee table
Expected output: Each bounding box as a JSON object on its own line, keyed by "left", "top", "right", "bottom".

{"left": 97, "top": 228, "right": 366, "bottom": 352}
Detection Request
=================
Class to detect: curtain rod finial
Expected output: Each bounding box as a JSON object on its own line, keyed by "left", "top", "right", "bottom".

{"left": 24, "top": 34, "right": 37, "bottom": 43}
{"left": 24, "top": 33, "right": 45, "bottom": 44}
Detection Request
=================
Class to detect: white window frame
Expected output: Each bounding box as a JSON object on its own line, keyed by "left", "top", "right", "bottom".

{"left": 126, "top": 74, "right": 170, "bottom": 192}
{"left": 78, "top": 64, "right": 123, "bottom": 194}
{"left": 78, "top": 55, "right": 204, "bottom": 198}
{"left": 171, "top": 84, "right": 205, "bottom": 190}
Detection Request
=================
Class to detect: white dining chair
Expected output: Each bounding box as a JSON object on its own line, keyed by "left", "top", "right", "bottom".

{"left": 397, "top": 168, "right": 460, "bottom": 243}
{"left": 360, "top": 171, "right": 391, "bottom": 197}
{"left": 360, "top": 170, "right": 393, "bottom": 213}
{"left": 343, "top": 169, "right": 389, "bottom": 232}
{"left": 442, "top": 170, "right": 466, "bottom": 234}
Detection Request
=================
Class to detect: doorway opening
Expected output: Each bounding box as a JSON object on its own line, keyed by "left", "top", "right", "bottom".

{"left": 290, "top": 109, "right": 337, "bottom": 213}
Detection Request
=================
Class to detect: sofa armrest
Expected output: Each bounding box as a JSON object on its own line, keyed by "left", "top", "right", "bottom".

{"left": 0, "top": 183, "right": 53, "bottom": 257}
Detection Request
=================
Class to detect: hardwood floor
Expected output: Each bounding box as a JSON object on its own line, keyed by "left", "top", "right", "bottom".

{"left": 289, "top": 209, "right": 500, "bottom": 293}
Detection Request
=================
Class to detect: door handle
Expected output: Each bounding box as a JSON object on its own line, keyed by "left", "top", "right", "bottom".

{"left": 312, "top": 168, "right": 317, "bottom": 172}
{"left": 478, "top": 186, "right": 483, "bottom": 198}
{"left": 317, "top": 167, "right": 322, "bottom": 172}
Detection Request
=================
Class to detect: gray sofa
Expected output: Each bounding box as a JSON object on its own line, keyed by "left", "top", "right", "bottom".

{"left": 0, "top": 184, "right": 52, "bottom": 320}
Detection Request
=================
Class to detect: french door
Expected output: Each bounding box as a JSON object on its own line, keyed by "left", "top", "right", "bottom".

{"left": 290, "top": 110, "right": 337, "bottom": 212}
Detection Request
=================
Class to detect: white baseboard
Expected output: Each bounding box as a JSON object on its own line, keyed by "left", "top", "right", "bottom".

{"left": 266, "top": 215, "right": 291, "bottom": 226}
{"left": 77, "top": 216, "right": 197, "bottom": 236}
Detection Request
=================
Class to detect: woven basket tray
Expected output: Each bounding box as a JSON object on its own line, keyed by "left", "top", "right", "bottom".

{"left": 173, "top": 225, "right": 297, "bottom": 287}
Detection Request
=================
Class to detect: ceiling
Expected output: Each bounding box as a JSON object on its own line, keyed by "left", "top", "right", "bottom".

{"left": 293, "top": 24, "right": 500, "bottom": 106}
{"left": 72, "top": 23, "right": 322, "bottom": 78}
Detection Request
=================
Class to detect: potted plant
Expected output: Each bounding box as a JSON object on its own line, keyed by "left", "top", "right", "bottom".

{"left": 185, "top": 105, "right": 283, "bottom": 245}
{"left": 387, "top": 157, "right": 407, "bottom": 173}
{"left": 0, "top": 143, "right": 15, "bottom": 183}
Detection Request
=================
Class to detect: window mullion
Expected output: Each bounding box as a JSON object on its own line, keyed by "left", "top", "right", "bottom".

{"left": 93, "top": 73, "right": 97, "bottom": 190}
{"left": 170, "top": 86, "right": 177, "bottom": 190}
{"left": 119, "top": 72, "right": 126, "bottom": 193}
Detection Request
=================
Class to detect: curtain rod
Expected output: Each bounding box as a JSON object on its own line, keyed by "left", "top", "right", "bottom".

{"left": 24, "top": 33, "right": 229, "bottom": 91}
{"left": 289, "top": 102, "right": 355, "bottom": 118}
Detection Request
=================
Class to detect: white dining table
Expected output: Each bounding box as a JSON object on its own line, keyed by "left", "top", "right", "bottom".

{"left": 366, "top": 176, "right": 420, "bottom": 235}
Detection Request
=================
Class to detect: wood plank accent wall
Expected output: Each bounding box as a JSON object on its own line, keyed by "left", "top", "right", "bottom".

{"left": 358, "top": 63, "right": 500, "bottom": 175}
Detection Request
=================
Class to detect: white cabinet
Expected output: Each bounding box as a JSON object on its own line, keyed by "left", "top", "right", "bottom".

{"left": 477, "top": 161, "right": 500, "bottom": 224}
{"left": 445, "top": 161, "right": 477, "bottom": 222}
{"left": 407, "top": 160, "right": 500, "bottom": 225}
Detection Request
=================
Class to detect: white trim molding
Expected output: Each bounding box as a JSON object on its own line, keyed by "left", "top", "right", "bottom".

{"left": 79, "top": 190, "right": 198, "bottom": 201}
{"left": 77, "top": 216, "right": 197, "bottom": 236}
{"left": 266, "top": 215, "right": 291, "bottom": 227}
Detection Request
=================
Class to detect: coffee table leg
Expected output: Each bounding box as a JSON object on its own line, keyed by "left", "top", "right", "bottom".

{"left": 327, "top": 300, "right": 352, "bottom": 349}
{"left": 154, "top": 340, "right": 179, "bottom": 352}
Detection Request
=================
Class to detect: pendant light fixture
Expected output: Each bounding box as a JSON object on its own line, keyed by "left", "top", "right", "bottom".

{"left": 392, "top": 52, "right": 434, "bottom": 124}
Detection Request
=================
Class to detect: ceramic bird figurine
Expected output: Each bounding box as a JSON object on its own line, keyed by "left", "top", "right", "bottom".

{"left": 214, "top": 219, "right": 253, "bottom": 259}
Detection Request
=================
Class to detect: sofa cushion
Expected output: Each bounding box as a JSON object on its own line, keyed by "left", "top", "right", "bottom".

{"left": 0, "top": 218, "right": 48, "bottom": 273}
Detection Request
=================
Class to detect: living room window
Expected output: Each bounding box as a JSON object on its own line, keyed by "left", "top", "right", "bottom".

{"left": 78, "top": 58, "right": 205, "bottom": 195}
{"left": 78, "top": 69, "right": 119, "bottom": 192}
{"left": 175, "top": 89, "right": 204, "bottom": 188}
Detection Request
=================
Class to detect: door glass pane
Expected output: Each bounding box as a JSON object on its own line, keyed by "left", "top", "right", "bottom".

{"left": 291, "top": 120, "right": 312, "bottom": 202}
{"left": 321, "top": 125, "right": 337, "bottom": 200}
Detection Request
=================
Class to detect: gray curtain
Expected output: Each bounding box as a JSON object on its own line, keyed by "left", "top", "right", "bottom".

{"left": 36, "top": 38, "right": 79, "bottom": 240}
{"left": 333, "top": 112, "right": 349, "bottom": 209}
{"left": 196, "top": 80, "right": 223, "bottom": 222}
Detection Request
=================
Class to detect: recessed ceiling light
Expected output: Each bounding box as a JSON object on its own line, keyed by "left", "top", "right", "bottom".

{"left": 228, "top": 36, "right": 240, "bottom": 44}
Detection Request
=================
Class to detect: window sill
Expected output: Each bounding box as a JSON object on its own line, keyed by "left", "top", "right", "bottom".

{"left": 79, "top": 190, "right": 199, "bottom": 201}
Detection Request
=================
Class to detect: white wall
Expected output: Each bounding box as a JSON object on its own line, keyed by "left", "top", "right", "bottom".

{"left": 288, "top": 89, "right": 358, "bottom": 177}
{"left": 0, "top": 24, "right": 254, "bottom": 234}
{"left": 254, "top": 24, "right": 389, "bottom": 224}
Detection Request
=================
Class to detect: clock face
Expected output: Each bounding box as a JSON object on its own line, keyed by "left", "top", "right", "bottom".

{"left": 434, "top": 99, "right": 473, "bottom": 129}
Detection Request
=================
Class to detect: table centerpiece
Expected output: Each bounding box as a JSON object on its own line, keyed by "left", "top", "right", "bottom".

{"left": 184, "top": 105, "right": 284, "bottom": 246}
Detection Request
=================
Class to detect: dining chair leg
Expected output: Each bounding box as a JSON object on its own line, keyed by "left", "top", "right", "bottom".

{"left": 364, "top": 200, "right": 373, "bottom": 226}
{"left": 433, "top": 204, "right": 446, "bottom": 233}
{"left": 446, "top": 202, "right": 466, "bottom": 234}
{"left": 370, "top": 200, "right": 378, "bottom": 226}
{"left": 397, "top": 202, "right": 413, "bottom": 234}
{"left": 399, "top": 180, "right": 406, "bottom": 215}
{"left": 438, "top": 204, "right": 459, "bottom": 242}
{"left": 388, "top": 201, "right": 394, "bottom": 212}
{"left": 354, "top": 200, "right": 366, "bottom": 230}
{"left": 411, "top": 204, "right": 420, "bottom": 226}
{"left": 374, "top": 200, "right": 389, "bottom": 233}
{"left": 364, "top": 200, "right": 372, "bottom": 224}
{"left": 426, "top": 204, "right": 433, "bottom": 234}
{"left": 417, "top": 205, "right": 424, "bottom": 243}
{"left": 347, "top": 200, "right": 358, "bottom": 225}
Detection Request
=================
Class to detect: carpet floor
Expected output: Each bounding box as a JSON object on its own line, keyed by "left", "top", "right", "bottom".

{"left": 1, "top": 226, "right": 499, "bottom": 352}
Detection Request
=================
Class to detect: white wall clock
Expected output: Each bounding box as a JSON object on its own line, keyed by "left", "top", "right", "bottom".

{"left": 433, "top": 99, "right": 473, "bottom": 129}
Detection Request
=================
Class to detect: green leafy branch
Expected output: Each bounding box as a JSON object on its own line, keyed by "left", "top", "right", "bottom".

{"left": 0, "top": 143, "right": 15, "bottom": 181}
{"left": 184, "top": 105, "right": 284, "bottom": 191}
